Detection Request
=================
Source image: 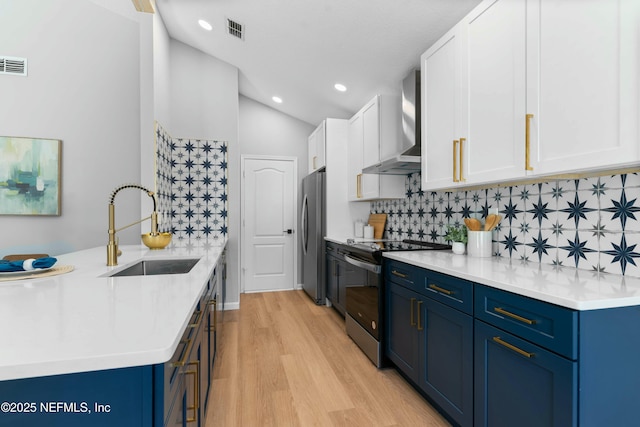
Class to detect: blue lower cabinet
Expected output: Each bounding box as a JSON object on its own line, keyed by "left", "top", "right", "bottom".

{"left": 386, "top": 264, "right": 473, "bottom": 427}
{"left": 386, "top": 281, "right": 421, "bottom": 383}
{"left": 474, "top": 320, "right": 577, "bottom": 427}
{"left": 420, "top": 298, "right": 473, "bottom": 427}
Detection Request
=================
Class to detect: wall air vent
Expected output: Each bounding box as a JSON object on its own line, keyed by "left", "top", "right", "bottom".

{"left": 227, "top": 18, "right": 244, "bottom": 40}
{"left": 0, "top": 56, "right": 27, "bottom": 76}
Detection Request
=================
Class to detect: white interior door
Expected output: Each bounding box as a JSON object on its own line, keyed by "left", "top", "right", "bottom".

{"left": 242, "top": 157, "right": 296, "bottom": 293}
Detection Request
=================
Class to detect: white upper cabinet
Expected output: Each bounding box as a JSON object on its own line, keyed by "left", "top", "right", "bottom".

{"left": 348, "top": 113, "right": 363, "bottom": 200}
{"left": 348, "top": 98, "right": 405, "bottom": 201}
{"left": 527, "top": 0, "right": 640, "bottom": 175}
{"left": 308, "top": 121, "right": 326, "bottom": 173}
{"left": 463, "top": 0, "right": 527, "bottom": 183}
{"left": 362, "top": 99, "right": 381, "bottom": 168}
{"left": 422, "top": 0, "right": 640, "bottom": 190}
{"left": 361, "top": 94, "right": 402, "bottom": 169}
{"left": 422, "top": 0, "right": 527, "bottom": 191}
{"left": 422, "top": 25, "right": 462, "bottom": 190}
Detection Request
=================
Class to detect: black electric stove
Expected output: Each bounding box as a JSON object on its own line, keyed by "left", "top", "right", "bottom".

{"left": 345, "top": 238, "right": 451, "bottom": 263}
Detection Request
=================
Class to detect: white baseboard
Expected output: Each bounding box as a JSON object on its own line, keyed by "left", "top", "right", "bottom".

{"left": 221, "top": 301, "right": 240, "bottom": 310}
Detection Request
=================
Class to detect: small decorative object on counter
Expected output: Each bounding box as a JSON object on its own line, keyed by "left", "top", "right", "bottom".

{"left": 445, "top": 225, "right": 467, "bottom": 255}
{"left": 0, "top": 257, "right": 57, "bottom": 272}
{"left": 467, "top": 231, "right": 492, "bottom": 257}
{"left": 363, "top": 225, "right": 374, "bottom": 239}
{"left": 141, "top": 232, "right": 172, "bottom": 250}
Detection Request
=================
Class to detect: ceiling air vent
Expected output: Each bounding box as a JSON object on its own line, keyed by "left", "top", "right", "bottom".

{"left": 226, "top": 18, "right": 244, "bottom": 40}
{"left": 0, "top": 56, "right": 27, "bottom": 76}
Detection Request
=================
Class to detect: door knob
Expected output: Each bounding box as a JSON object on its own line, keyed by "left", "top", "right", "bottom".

{"left": 284, "top": 229, "right": 293, "bottom": 234}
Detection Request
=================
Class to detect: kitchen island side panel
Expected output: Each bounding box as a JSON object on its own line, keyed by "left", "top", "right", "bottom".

{"left": 578, "top": 306, "right": 640, "bottom": 427}
{"left": 0, "top": 366, "right": 153, "bottom": 427}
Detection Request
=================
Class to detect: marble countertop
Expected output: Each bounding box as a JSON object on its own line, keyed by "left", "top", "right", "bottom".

{"left": 325, "top": 236, "right": 640, "bottom": 311}
{"left": 0, "top": 240, "right": 226, "bottom": 381}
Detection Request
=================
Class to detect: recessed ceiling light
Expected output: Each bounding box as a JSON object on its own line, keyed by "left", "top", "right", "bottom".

{"left": 198, "top": 19, "right": 212, "bottom": 31}
{"left": 272, "top": 96, "right": 283, "bottom": 104}
{"left": 334, "top": 83, "right": 347, "bottom": 92}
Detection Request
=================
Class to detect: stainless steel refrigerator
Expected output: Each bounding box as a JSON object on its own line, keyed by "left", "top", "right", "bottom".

{"left": 301, "top": 170, "right": 326, "bottom": 304}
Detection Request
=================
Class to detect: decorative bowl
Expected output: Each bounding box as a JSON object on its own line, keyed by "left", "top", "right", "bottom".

{"left": 141, "top": 232, "right": 172, "bottom": 250}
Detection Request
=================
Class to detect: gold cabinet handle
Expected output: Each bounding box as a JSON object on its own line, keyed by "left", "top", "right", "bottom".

{"left": 185, "top": 360, "right": 200, "bottom": 423}
{"left": 494, "top": 307, "right": 536, "bottom": 325}
{"left": 416, "top": 301, "right": 423, "bottom": 331}
{"left": 493, "top": 336, "right": 534, "bottom": 358}
{"left": 171, "top": 338, "right": 193, "bottom": 367}
{"left": 459, "top": 137, "right": 466, "bottom": 182}
{"left": 356, "top": 173, "right": 362, "bottom": 198}
{"left": 410, "top": 298, "right": 416, "bottom": 326}
{"left": 525, "top": 114, "right": 534, "bottom": 171}
{"left": 208, "top": 299, "right": 217, "bottom": 332}
{"left": 313, "top": 156, "right": 317, "bottom": 170}
{"left": 189, "top": 310, "right": 203, "bottom": 328}
{"left": 428, "top": 284, "right": 453, "bottom": 295}
{"left": 392, "top": 270, "right": 408, "bottom": 278}
{"left": 452, "top": 140, "right": 459, "bottom": 182}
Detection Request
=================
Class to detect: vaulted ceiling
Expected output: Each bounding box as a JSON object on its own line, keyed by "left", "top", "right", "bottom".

{"left": 155, "top": 0, "right": 482, "bottom": 126}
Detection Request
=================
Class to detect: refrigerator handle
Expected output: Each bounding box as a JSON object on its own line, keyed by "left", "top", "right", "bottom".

{"left": 301, "top": 194, "right": 308, "bottom": 255}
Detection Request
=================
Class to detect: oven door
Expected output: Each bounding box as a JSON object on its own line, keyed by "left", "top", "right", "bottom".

{"left": 344, "top": 254, "right": 381, "bottom": 341}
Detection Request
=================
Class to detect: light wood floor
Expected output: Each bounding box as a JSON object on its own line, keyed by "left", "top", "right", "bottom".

{"left": 205, "top": 290, "right": 450, "bottom": 426}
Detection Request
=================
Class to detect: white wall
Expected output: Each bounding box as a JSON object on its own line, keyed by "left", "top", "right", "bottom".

{"left": 164, "top": 39, "right": 242, "bottom": 308}
{"left": 169, "top": 40, "right": 239, "bottom": 142}
{"left": 238, "top": 96, "right": 315, "bottom": 286}
{"left": 0, "top": 0, "right": 145, "bottom": 257}
{"left": 239, "top": 96, "right": 313, "bottom": 186}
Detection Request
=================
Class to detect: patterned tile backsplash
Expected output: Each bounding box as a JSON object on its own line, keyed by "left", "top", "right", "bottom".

{"left": 371, "top": 172, "right": 640, "bottom": 278}
{"left": 155, "top": 122, "right": 228, "bottom": 244}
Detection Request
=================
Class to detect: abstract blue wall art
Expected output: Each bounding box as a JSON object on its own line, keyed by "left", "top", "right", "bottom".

{"left": 0, "top": 136, "right": 61, "bottom": 216}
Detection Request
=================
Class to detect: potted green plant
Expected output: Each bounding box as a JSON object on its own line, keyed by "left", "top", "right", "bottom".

{"left": 445, "top": 225, "right": 468, "bottom": 255}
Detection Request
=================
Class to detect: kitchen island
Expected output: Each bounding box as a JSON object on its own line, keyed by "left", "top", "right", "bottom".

{"left": 0, "top": 241, "right": 226, "bottom": 427}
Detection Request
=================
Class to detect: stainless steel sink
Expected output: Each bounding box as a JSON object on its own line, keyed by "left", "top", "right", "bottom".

{"left": 108, "top": 258, "right": 200, "bottom": 277}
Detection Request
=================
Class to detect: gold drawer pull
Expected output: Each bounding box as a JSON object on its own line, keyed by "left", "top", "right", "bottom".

{"left": 185, "top": 360, "right": 200, "bottom": 423}
{"left": 429, "top": 284, "right": 453, "bottom": 295}
{"left": 525, "top": 114, "right": 534, "bottom": 171}
{"left": 459, "top": 137, "right": 466, "bottom": 182}
{"left": 493, "top": 336, "right": 534, "bottom": 358}
{"left": 171, "top": 338, "right": 193, "bottom": 367}
{"left": 410, "top": 298, "right": 416, "bottom": 326}
{"left": 416, "top": 301, "right": 423, "bottom": 331}
{"left": 208, "top": 299, "right": 217, "bottom": 332}
{"left": 494, "top": 307, "right": 536, "bottom": 325}
{"left": 189, "top": 310, "right": 203, "bottom": 328}
{"left": 392, "top": 270, "right": 408, "bottom": 278}
{"left": 452, "top": 140, "right": 459, "bottom": 182}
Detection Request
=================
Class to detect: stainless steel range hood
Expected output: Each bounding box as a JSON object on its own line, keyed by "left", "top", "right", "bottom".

{"left": 363, "top": 69, "right": 421, "bottom": 175}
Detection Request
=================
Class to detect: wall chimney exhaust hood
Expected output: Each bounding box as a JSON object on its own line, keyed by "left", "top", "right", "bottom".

{"left": 363, "top": 69, "right": 421, "bottom": 175}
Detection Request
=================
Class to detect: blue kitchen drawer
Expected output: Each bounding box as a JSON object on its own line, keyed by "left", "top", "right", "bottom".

{"left": 474, "top": 284, "right": 577, "bottom": 360}
{"left": 385, "top": 259, "right": 426, "bottom": 293}
{"left": 423, "top": 270, "right": 473, "bottom": 315}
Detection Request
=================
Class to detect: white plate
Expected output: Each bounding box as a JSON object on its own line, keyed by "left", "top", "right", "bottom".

{"left": 0, "top": 267, "right": 54, "bottom": 277}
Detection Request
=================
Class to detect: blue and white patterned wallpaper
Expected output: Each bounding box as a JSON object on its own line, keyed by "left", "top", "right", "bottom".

{"left": 371, "top": 172, "right": 640, "bottom": 278}
{"left": 155, "top": 122, "right": 228, "bottom": 244}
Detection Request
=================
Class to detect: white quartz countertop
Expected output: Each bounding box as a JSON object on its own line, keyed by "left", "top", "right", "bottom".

{"left": 325, "top": 236, "right": 640, "bottom": 311}
{"left": 0, "top": 240, "right": 226, "bottom": 381}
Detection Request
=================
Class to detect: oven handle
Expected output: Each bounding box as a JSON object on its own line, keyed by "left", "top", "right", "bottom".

{"left": 343, "top": 254, "right": 381, "bottom": 274}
